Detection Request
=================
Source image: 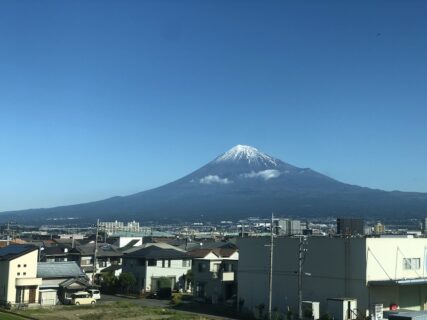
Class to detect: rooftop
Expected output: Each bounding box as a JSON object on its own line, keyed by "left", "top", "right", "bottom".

{"left": 0, "top": 244, "right": 38, "bottom": 261}
{"left": 38, "top": 261, "right": 87, "bottom": 279}
{"left": 126, "top": 245, "right": 189, "bottom": 260}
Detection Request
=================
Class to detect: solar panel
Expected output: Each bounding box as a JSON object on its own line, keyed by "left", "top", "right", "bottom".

{"left": 0, "top": 245, "right": 36, "bottom": 258}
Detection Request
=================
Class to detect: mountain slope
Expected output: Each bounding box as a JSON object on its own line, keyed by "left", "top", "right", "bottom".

{"left": 3, "top": 145, "right": 427, "bottom": 223}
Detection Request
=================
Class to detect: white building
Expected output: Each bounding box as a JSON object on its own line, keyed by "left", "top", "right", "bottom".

{"left": 99, "top": 220, "right": 145, "bottom": 234}
{"left": 274, "top": 219, "right": 302, "bottom": 236}
{"left": 238, "top": 236, "right": 427, "bottom": 317}
{"left": 111, "top": 236, "right": 143, "bottom": 248}
{"left": 0, "top": 245, "right": 42, "bottom": 306}
{"left": 123, "top": 243, "right": 192, "bottom": 293}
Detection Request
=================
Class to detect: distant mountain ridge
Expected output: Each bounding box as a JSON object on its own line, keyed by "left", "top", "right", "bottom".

{"left": 2, "top": 145, "right": 427, "bottom": 223}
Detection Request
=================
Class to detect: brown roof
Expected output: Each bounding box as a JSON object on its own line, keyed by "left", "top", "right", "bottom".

{"left": 0, "top": 239, "right": 27, "bottom": 248}
{"left": 188, "top": 248, "right": 237, "bottom": 259}
{"left": 187, "top": 249, "right": 215, "bottom": 258}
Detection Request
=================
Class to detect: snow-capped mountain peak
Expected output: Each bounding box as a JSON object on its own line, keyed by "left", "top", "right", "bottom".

{"left": 215, "top": 145, "right": 278, "bottom": 166}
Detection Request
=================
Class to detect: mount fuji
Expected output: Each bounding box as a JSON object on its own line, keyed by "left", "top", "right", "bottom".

{"left": 3, "top": 145, "right": 427, "bottom": 223}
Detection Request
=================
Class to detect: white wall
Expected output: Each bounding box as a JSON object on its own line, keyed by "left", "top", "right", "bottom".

{"left": 145, "top": 260, "right": 191, "bottom": 292}
{"left": 123, "top": 258, "right": 191, "bottom": 293}
{"left": 116, "top": 237, "right": 143, "bottom": 248}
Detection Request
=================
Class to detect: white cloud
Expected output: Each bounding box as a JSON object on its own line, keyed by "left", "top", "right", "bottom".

{"left": 242, "top": 169, "right": 281, "bottom": 180}
{"left": 199, "top": 175, "right": 232, "bottom": 185}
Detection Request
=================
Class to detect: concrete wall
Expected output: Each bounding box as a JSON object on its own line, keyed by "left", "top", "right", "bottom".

{"left": 237, "top": 237, "right": 367, "bottom": 316}
{"left": 238, "top": 236, "right": 427, "bottom": 316}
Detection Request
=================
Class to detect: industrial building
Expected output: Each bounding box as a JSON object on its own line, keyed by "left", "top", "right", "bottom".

{"left": 237, "top": 236, "right": 427, "bottom": 318}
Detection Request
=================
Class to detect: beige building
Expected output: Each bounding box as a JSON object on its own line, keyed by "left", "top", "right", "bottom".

{"left": 0, "top": 245, "right": 42, "bottom": 306}
{"left": 238, "top": 236, "right": 427, "bottom": 317}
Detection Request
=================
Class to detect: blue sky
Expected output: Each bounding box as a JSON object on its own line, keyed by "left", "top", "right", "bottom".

{"left": 1, "top": 0, "right": 426, "bottom": 211}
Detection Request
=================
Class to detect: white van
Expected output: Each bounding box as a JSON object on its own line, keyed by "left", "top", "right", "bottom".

{"left": 87, "top": 289, "right": 101, "bottom": 300}
{"left": 71, "top": 292, "right": 96, "bottom": 305}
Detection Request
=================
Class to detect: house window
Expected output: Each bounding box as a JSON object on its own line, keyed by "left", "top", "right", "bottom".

{"left": 23, "top": 272, "right": 26, "bottom": 276}
{"left": 147, "top": 259, "right": 156, "bottom": 266}
{"left": 17, "top": 273, "right": 20, "bottom": 276}
{"left": 198, "top": 262, "right": 209, "bottom": 273}
{"left": 182, "top": 260, "right": 191, "bottom": 267}
{"left": 24, "top": 264, "right": 27, "bottom": 267}
{"left": 18, "top": 264, "right": 21, "bottom": 268}
{"left": 403, "top": 258, "right": 421, "bottom": 270}
{"left": 213, "top": 263, "right": 221, "bottom": 273}
{"left": 162, "top": 260, "right": 171, "bottom": 268}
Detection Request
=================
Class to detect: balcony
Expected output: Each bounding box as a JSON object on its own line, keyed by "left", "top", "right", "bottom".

{"left": 16, "top": 277, "right": 42, "bottom": 287}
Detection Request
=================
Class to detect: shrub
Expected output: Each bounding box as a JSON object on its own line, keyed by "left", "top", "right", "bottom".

{"left": 171, "top": 293, "right": 183, "bottom": 305}
{"left": 118, "top": 272, "right": 136, "bottom": 294}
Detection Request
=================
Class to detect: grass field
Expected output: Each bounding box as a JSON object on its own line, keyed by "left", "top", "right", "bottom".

{"left": 14, "top": 301, "right": 219, "bottom": 320}
{"left": 0, "top": 311, "right": 28, "bottom": 320}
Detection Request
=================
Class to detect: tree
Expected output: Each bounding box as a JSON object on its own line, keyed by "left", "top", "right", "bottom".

{"left": 119, "top": 272, "right": 136, "bottom": 294}
{"left": 101, "top": 271, "right": 118, "bottom": 294}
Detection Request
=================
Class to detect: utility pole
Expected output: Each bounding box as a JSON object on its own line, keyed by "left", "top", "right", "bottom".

{"left": 92, "top": 219, "right": 99, "bottom": 286}
{"left": 298, "top": 236, "right": 308, "bottom": 320}
{"left": 6, "top": 222, "right": 10, "bottom": 246}
{"left": 268, "top": 213, "right": 275, "bottom": 320}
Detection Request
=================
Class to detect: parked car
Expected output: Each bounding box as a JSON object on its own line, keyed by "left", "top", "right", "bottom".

{"left": 71, "top": 292, "right": 96, "bottom": 305}
{"left": 87, "top": 289, "right": 101, "bottom": 300}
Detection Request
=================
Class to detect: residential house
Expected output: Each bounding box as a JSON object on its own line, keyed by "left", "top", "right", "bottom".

{"left": 189, "top": 246, "right": 238, "bottom": 304}
{"left": 40, "top": 246, "right": 69, "bottom": 262}
{"left": 37, "top": 261, "right": 90, "bottom": 305}
{"left": 68, "top": 243, "right": 122, "bottom": 282}
{"left": 0, "top": 245, "right": 42, "bottom": 306}
{"left": 123, "top": 243, "right": 192, "bottom": 293}
{"left": 238, "top": 236, "right": 427, "bottom": 318}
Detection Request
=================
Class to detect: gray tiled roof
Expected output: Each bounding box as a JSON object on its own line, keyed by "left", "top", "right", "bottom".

{"left": 126, "top": 246, "right": 189, "bottom": 259}
{"left": 37, "top": 261, "right": 86, "bottom": 279}
{"left": 71, "top": 243, "right": 123, "bottom": 257}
